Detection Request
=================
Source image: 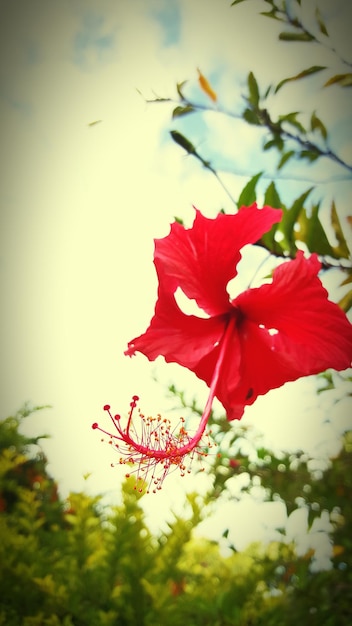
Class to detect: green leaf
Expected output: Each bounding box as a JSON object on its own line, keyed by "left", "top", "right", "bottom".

{"left": 338, "top": 290, "right": 352, "bottom": 313}
{"left": 296, "top": 203, "right": 336, "bottom": 257}
{"left": 264, "top": 181, "right": 282, "bottom": 208}
{"left": 260, "top": 9, "right": 284, "bottom": 21}
{"left": 263, "top": 139, "right": 275, "bottom": 150}
{"left": 324, "top": 73, "right": 352, "bottom": 87}
{"left": 279, "top": 111, "right": 306, "bottom": 133}
{"left": 330, "top": 201, "right": 351, "bottom": 258}
{"left": 279, "top": 31, "right": 315, "bottom": 42}
{"left": 310, "top": 111, "right": 327, "bottom": 139}
{"left": 243, "top": 108, "right": 260, "bottom": 125}
{"left": 260, "top": 182, "right": 283, "bottom": 252}
{"left": 278, "top": 150, "right": 295, "bottom": 169}
{"left": 340, "top": 270, "right": 352, "bottom": 286}
{"left": 317, "top": 371, "right": 335, "bottom": 393}
{"left": 299, "top": 149, "right": 320, "bottom": 162}
{"left": 264, "top": 135, "right": 284, "bottom": 151}
{"left": 172, "top": 105, "right": 195, "bottom": 118}
{"left": 176, "top": 80, "right": 187, "bottom": 99}
{"left": 315, "top": 7, "right": 329, "bottom": 36}
{"left": 231, "top": 0, "right": 246, "bottom": 5}
{"left": 247, "top": 71, "right": 260, "bottom": 107}
{"left": 264, "top": 84, "right": 272, "bottom": 99}
{"left": 170, "top": 130, "right": 196, "bottom": 154}
{"left": 279, "top": 188, "right": 313, "bottom": 254}
{"left": 275, "top": 65, "right": 326, "bottom": 93}
{"left": 237, "top": 172, "right": 262, "bottom": 207}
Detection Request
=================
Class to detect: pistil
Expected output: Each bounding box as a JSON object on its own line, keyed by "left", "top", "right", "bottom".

{"left": 92, "top": 317, "right": 235, "bottom": 492}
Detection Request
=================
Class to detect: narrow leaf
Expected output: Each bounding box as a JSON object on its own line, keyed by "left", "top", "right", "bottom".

{"left": 278, "top": 150, "right": 295, "bottom": 169}
{"left": 324, "top": 73, "right": 352, "bottom": 87}
{"left": 330, "top": 201, "right": 351, "bottom": 258}
{"left": 170, "top": 130, "right": 196, "bottom": 154}
{"left": 237, "top": 172, "right": 262, "bottom": 207}
{"left": 243, "top": 108, "right": 260, "bottom": 125}
{"left": 197, "top": 68, "right": 217, "bottom": 102}
{"left": 231, "top": 0, "right": 246, "bottom": 5}
{"left": 264, "top": 181, "right": 282, "bottom": 208}
{"left": 338, "top": 290, "right": 352, "bottom": 313}
{"left": 275, "top": 65, "right": 326, "bottom": 93}
{"left": 317, "top": 371, "right": 334, "bottom": 393}
{"left": 279, "top": 31, "right": 315, "bottom": 42}
{"left": 247, "top": 71, "right": 260, "bottom": 106}
{"left": 310, "top": 111, "right": 327, "bottom": 139}
{"left": 279, "top": 188, "right": 313, "bottom": 254}
{"left": 176, "top": 81, "right": 187, "bottom": 99}
{"left": 260, "top": 182, "right": 283, "bottom": 253}
{"left": 298, "top": 203, "right": 335, "bottom": 257}
{"left": 315, "top": 7, "right": 329, "bottom": 36}
{"left": 340, "top": 270, "right": 352, "bottom": 287}
{"left": 299, "top": 149, "right": 320, "bottom": 162}
{"left": 260, "top": 10, "right": 284, "bottom": 21}
{"left": 279, "top": 111, "right": 306, "bottom": 133}
{"left": 264, "top": 135, "right": 284, "bottom": 151}
{"left": 172, "top": 105, "right": 195, "bottom": 118}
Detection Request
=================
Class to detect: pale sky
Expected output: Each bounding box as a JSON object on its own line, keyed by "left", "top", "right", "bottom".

{"left": 1, "top": 0, "right": 351, "bottom": 563}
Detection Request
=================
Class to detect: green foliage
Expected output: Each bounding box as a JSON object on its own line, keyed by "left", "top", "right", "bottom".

{"left": 230, "top": 0, "right": 352, "bottom": 90}
{"left": 274, "top": 65, "right": 326, "bottom": 94}
{"left": 172, "top": 105, "right": 195, "bottom": 118}
{"left": 324, "top": 73, "right": 352, "bottom": 88}
{"left": 169, "top": 380, "right": 352, "bottom": 624}
{"left": 2, "top": 403, "right": 352, "bottom": 624}
{"left": 237, "top": 171, "right": 263, "bottom": 207}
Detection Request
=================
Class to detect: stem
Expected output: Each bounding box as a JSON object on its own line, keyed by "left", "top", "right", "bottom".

{"left": 278, "top": 127, "right": 352, "bottom": 174}
{"left": 199, "top": 158, "right": 238, "bottom": 208}
{"left": 282, "top": 4, "right": 352, "bottom": 69}
{"left": 129, "top": 316, "right": 236, "bottom": 460}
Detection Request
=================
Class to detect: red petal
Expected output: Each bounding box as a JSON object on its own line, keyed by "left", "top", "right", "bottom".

{"left": 235, "top": 251, "right": 352, "bottom": 373}
{"left": 210, "top": 251, "right": 352, "bottom": 419}
{"left": 154, "top": 205, "right": 283, "bottom": 316}
{"left": 184, "top": 252, "right": 352, "bottom": 420}
{"left": 125, "top": 285, "right": 226, "bottom": 368}
{"left": 216, "top": 320, "right": 311, "bottom": 420}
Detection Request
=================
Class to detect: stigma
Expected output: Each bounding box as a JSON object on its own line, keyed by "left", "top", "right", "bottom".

{"left": 92, "top": 395, "right": 214, "bottom": 493}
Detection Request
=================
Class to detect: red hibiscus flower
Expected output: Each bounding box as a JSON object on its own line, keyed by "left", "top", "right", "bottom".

{"left": 94, "top": 204, "right": 352, "bottom": 492}
{"left": 125, "top": 204, "right": 352, "bottom": 420}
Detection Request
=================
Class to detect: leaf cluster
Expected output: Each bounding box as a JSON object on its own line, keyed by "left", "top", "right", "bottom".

{"left": 232, "top": 0, "right": 352, "bottom": 80}
{"left": 142, "top": 1, "right": 352, "bottom": 312}
{"left": 1, "top": 405, "right": 352, "bottom": 625}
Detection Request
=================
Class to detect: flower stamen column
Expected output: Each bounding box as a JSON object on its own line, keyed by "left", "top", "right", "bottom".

{"left": 93, "top": 317, "right": 236, "bottom": 492}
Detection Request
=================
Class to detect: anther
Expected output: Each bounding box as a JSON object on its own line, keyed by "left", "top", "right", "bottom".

{"left": 93, "top": 393, "right": 216, "bottom": 492}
